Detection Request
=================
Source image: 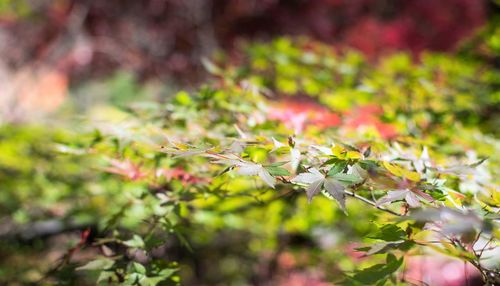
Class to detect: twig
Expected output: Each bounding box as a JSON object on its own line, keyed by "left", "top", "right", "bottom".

{"left": 478, "top": 237, "right": 494, "bottom": 258}
{"left": 344, "top": 190, "right": 402, "bottom": 216}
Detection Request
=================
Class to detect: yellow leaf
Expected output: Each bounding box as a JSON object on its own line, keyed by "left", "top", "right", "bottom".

{"left": 491, "top": 188, "right": 500, "bottom": 206}
{"left": 331, "top": 145, "right": 345, "bottom": 158}
{"left": 402, "top": 170, "right": 421, "bottom": 182}
{"left": 346, "top": 151, "right": 362, "bottom": 160}
{"left": 212, "top": 146, "right": 223, "bottom": 153}
{"left": 172, "top": 142, "right": 189, "bottom": 150}
{"left": 255, "top": 136, "right": 268, "bottom": 142}
{"left": 412, "top": 229, "right": 433, "bottom": 241}
{"left": 383, "top": 161, "right": 403, "bottom": 177}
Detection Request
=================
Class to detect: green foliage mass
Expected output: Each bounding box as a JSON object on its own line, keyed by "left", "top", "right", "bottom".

{"left": 229, "top": 37, "right": 500, "bottom": 135}
{"left": 1, "top": 37, "right": 499, "bottom": 285}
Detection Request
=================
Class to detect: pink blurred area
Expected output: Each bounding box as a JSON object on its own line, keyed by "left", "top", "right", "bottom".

{"left": 0, "top": 67, "right": 68, "bottom": 123}
{"left": 404, "top": 255, "right": 482, "bottom": 286}
{"left": 268, "top": 100, "right": 397, "bottom": 139}
{"left": 345, "top": 243, "right": 483, "bottom": 286}
{"left": 263, "top": 249, "right": 483, "bottom": 285}
{"left": 268, "top": 100, "right": 341, "bottom": 134}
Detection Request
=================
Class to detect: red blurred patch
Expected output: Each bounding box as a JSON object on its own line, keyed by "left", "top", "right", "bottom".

{"left": 157, "top": 167, "right": 209, "bottom": 185}
{"left": 344, "top": 105, "right": 398, "bottom": 139}
{"left": 268, "top": 101, "right": 397, "bottom": 139}
{"left": 80, "top": 228, "right": 91, "bottom": 243}
{"left": 268, "top": 100, "right": 341, "bottom": 133}
{"left": 342, "top": 0, "right": 485, "bottom": 57}
{"left": 105, "top": 159, "right": 148, "bottom": 181}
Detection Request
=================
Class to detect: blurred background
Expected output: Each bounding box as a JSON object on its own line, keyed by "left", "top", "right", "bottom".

{"left": 1, "top": 0, "right": 498, "bottom": 115}
{"left": 0, "top": 1, "right": 499, "bottom": 285}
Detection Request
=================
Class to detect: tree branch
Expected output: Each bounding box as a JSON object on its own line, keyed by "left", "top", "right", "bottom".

{"left": 344, "top": 190, "right": 402, "bottom": 216}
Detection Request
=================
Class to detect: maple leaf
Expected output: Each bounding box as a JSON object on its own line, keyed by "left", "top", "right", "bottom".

{"left": 292, "top": 168, "right": 348, "bottom": 211}
{"left": 348, "top": 163, "right": 369, "bottom": 180}
{"left": 213, "top": 157, "right": 276, "bottom": 188}
{"left": 376, "top": 188, "right": 434, "bottom": 208}
{"left": 161, "top": 143, "right": 212, "bottom": 158}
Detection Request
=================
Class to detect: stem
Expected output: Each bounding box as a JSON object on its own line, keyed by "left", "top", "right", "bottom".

{"left": 478, "top": 237, "right": 494, "bottom": 258}
{"left": 344, "top": 190, "right": 402, "bottom": 216}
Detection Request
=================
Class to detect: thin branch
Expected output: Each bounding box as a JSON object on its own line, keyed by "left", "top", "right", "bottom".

{"left": 344, "top": 190, "right": 402, "bottom": 216}
{"left": 478, "top": 237, "right": 494, "bottom": 258}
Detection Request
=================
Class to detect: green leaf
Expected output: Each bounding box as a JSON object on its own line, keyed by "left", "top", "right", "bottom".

{"left": 123, "top": 234, "right": 145, "bottom": 249}
{"left": 158, "top": 268, "right": 176, "bottom": 279}
{"left": 174, "top": 91, "right": 193, "bottom": 106}
{"left": 361, "top": 240, "right": 415, "bottom": 256}
{"left": 266, "top": 161, "right": 289, "bottom": 167}
{"left": 331, "top": 173, "right": 362, "bottom": 184}
{"left": 427, "top": 189, "right": 447, "bottom": 201}
{"left": 132, "top": 262, "right": 146, "bottom": 274}
{"left": 361, "top": 240, "right": 405, "bottom": 255}
{"left": 347, "top": 254, "right": 403, "bottom": 284}
{"left": 174, "top": 229, "right": 193, "bottom": 253}
{"left": 265, "top": 166, "right": 291, "bottom": 176}
{"left": 77, "top": 257, "right": 115, "bottom": 271}
{"left": 359, "top": 160, "right": 378, "bottom": 170}
{"left": 125, "top": 272, "right": 146, "bottom": 285}
{"left": 368, "top": 224, "right": 406, "bottom": 242}
{"left": 327, "top": 161, "right": 348, "bottom": 176}
{"left": 141, "top": 261, "right": 178, "bottom": 286}
{"left": 97, "top": 271, "right": 117, "bottom": 284}
{"left": 142, "top": 274, "right": 175, "bottom": 286}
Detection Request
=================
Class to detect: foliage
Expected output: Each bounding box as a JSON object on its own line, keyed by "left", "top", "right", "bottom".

{"left": 231, "top": 37, "right": 500, "bottom": 135}
{"left": 1, "top": 37, "right": 499, "bottom": 285}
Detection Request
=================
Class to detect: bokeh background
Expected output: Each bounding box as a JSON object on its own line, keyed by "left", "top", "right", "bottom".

{"left": 1, "top": 0, "right": 497, "bottom": 104}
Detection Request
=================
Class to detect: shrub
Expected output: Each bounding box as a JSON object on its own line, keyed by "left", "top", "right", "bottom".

{"left": 1, "top": 38, "right": 499, "bottom": 285}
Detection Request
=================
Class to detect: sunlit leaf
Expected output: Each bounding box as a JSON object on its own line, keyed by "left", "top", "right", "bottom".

{"left": 382, "top": 161, "right": 403, "bottom": 177}
{"left": 123, "top": 234, "right": 145, "bottom": 249}
{"left": 77, "top": 257, "right": 115, "bottom": 271}
{"left": 346, "top": 151, "right": 362, "bottom": 160}
{"left": 264, "top": 166, "right": 290, "bottom": 176}
{"left": 401, "top": 169, "right": 421, "bottom": 182}
{"left": 258, "top": 168, "right": 276, "bottom": 188}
